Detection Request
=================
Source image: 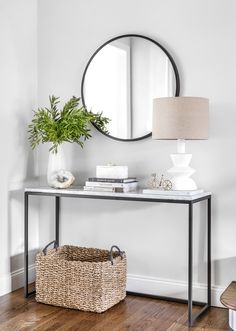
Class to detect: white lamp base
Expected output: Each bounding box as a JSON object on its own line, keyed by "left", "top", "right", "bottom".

{"left": 167, "top": 140, "right": 197, "bottom": 191}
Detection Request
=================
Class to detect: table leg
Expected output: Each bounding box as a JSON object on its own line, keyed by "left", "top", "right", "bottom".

{"left": 207, "top": 196, "right": 211, "bottom": 306}
{"left": 24, "top": 192, "right": 29, "bottom": 298}
{"left": 55, "top": 197, "right": 60, "bottom": 245}
{"left": 188, "top": 202, "right": 193, "bottom": 326}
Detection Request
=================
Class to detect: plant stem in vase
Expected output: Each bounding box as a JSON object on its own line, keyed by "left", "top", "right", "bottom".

{"left": 47, "top": 144, "right": 65, "bottom": 185}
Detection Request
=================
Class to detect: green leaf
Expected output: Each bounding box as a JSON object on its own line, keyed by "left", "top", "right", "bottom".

{"left": 28, "top": 95, "right": 110, "bottom": 152}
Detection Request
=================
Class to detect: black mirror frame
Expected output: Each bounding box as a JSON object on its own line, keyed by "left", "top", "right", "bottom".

{"left": 81, "top": 34, "right": 180, "bottom": 142}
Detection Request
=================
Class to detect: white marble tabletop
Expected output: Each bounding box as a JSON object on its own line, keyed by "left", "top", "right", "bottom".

{"left": 25, "top": 186, "right": 211, "bottom": 202}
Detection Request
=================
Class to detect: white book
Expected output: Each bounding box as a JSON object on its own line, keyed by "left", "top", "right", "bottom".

{"left": 84, "top": 183, "right": 138, "bottom": 193}
{"left": 85, "top": 181, "right": 138, "bottom": 189}
{"left": 142, "top": 189, "right": 204, "bottom": 196}
{"left": 96, "top": 165, "right": 128, "bottom": 179}
{"left": 84, "top": 186, "right": 115, "bottom": 192}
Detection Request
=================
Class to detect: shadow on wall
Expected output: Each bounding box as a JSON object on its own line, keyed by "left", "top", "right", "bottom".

{"left": 196, "top": 200, "right": 236, "bottom": 288}
{"left": 196, "top": 200, "right": 208, "bottom": 284}
{"left": 8, "top": 183, "right": 39, "bottom": 292}
{"left": 10, "top": 249, "right": 38, "bottom": 292}
{"left": 214, "top": 256, "right": 236, "bottom": 287}
{"left": 6, "top": 109, "right": 40, "bottom": 289}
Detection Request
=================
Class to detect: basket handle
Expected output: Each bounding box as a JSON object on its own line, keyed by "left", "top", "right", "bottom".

{"left": 109, "top": 245, "right": 124, "bottom": 265}
{"left": 42, "top": 240, "right": 58, "bottom": 256}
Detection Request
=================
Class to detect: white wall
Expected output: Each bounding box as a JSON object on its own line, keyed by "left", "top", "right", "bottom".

{"left": 2, "top": 0, "right": 234, "bottom": 305}
{"left": 36, "top": 0, "right": 236, "bottom": 306}
{"left": 0, "top": 0, "right": 38, "bottom": 295}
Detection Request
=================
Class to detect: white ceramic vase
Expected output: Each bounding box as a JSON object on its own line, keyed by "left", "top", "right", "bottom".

{"left": 47, "top": 145, "right": 66, "bottom": 185}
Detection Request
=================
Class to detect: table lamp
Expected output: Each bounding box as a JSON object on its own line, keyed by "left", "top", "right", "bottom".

{"left": 152, "top": 97, "right": 209, "bottom": 190}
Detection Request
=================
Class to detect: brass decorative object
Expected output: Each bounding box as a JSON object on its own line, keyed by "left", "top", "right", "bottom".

{"left": 147, "top": 173, "right": 172, "bottom": 191}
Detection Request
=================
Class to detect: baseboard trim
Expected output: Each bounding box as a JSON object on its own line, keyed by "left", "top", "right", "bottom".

{"left": 0, "top": 264, "right": 35, "bottom": 297}
{"left": 0, "top": 268, "right": 225, "bottom": 308}
{"left": 127, "top": 274, "right": 225, "bottom": 308}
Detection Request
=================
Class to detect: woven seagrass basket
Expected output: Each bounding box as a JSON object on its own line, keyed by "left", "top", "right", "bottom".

{"left": 36, "top": 241, "right": 126, "bottom": 313}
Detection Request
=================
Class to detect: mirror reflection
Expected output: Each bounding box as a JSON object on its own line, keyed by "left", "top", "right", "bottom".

{"left": 82, "top": 35, "right": 179, "bottom": 141}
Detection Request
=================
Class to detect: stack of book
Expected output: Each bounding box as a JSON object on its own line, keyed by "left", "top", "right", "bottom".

{"left": 84, "top": 177, "right": 138, "bottom": 193}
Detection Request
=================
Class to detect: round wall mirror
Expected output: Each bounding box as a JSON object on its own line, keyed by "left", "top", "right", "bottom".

{"left": 81, "top": 34, "right": 180, "bottom": 141}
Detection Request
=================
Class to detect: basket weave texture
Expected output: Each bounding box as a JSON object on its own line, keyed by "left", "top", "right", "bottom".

{"left": 36, "top": 245, "right": 127, "bottom": 313}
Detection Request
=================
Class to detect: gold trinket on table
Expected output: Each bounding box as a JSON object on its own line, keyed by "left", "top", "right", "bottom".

{"left": 147, "top": 173, "right": 172, "bottom": 191}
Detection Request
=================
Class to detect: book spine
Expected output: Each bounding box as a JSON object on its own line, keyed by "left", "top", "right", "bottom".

{"left": 85, "top": 181, "right": 137, "bottom": 188}
{"left": 85, "top": 181, "right": 137, "bottom": 187}
{"left": 84, "top": 183, "right": 138, "bottom": 193}
{"left": 114, "top": 187, "right": 136, "bottom": 193}
{"left": 88, "top": 177, "right": 135, "bottom": 183}
{"left": 83, "top": 186, "right": 115, "bottom": 192}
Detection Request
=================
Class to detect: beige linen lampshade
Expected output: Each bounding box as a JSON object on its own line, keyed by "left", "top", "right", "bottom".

{"left": 152, "top": 96, "right": 209, "bottom": 190}
{"left": 152, "top": 97, "right": 209, "bottom": 140}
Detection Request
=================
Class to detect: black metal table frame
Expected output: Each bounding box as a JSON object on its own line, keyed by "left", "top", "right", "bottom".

{"left": 24, "top": 190, "right": 211, "bottom": 327}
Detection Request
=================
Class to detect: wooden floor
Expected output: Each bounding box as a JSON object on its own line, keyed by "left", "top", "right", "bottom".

{"left": 0, "top": 288, "right": 230, "bottom": 331}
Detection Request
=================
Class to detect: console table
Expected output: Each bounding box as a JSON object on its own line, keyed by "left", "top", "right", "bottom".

{"left": 24, "top": 187, "right": 211, "bottom": 327}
